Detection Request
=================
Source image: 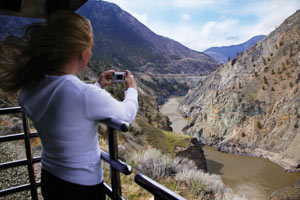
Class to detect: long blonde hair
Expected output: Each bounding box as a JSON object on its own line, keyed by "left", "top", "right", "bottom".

{"left": 0, "top": 13, "right": 93, "bottom": 93}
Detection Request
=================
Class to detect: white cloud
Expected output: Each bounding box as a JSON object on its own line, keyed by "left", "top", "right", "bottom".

{"left": 149, "top": 18, "right": 242, "bottom": 51}
{"left": 182, "top": 14, "right": 191, "bottom": 20}
{"left": 104, "top": 0, "right": 300, "bottom": 51}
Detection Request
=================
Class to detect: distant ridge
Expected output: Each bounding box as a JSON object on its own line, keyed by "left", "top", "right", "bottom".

{"left": 204, "top": 35, "right": 266, "bottom": 64}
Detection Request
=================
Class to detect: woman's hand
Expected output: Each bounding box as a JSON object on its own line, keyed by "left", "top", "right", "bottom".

{"left": 98, "top": 70, "right": 115, "bottom": 88}
{"left": 125, "top": 70, "right": 137, "bottom": 90}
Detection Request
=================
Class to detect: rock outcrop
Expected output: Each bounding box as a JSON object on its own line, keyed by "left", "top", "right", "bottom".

{"left": 179, "top": 10, "right": 300, "bottom": 172}
{"left": 270, "top": 181, "right": 300, "bottom": 200}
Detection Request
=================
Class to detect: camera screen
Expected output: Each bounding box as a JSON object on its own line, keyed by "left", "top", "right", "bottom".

{"left": 117, "top": 75, "right": 123, "bottom": 80}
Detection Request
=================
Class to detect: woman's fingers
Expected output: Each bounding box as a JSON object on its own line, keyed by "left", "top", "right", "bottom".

{"left": 124, "top": 70, "right": 136, "bottom": 90}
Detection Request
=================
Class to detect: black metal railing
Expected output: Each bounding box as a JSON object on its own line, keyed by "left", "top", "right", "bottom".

{"left": 135, "top": 173, "right": 186, "bottom": 200}
{"left": 0, "top": 107, "right": 40, "bottom": 199}
{"left": 0, "top": 107, "right": 186, "bottom": 200}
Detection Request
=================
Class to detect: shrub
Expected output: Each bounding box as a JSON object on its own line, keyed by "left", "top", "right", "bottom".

{"left": 271, "top": 69, "right": 275, "bottom": 75}
{"left": 264, "top": 76, "right": 268, "bottom": 84}
{"left": 257, "top": 121, "right": 263, "bottom": 129}
{"left": 175, "top": 169, "right": 225, "bottom": 194}
{"left": 231, "top": 58, "right": 237, "bottom": 66}
{"left": 133, "top": 148, "right": 247, "bottom": 200}
{"left": 133, "top": 149, "right": 198, "bottom": 180}
{"left": 280, "top": 41, "right": 284, "bottom": 46}
{"left": 264, "top": 67, "right": 269, "bottom": 72}
{"left": 133, "top": 148, "right": 173, "bottom": 179}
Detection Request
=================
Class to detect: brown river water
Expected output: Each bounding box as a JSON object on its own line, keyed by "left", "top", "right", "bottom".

{"left": 160, "top": 97, "right": 300, "bottom": 200}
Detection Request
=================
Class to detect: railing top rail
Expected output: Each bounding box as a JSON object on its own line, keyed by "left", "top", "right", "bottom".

{"left": 0, "top": 107, "right": 128, "bottom": 132}
{"left": 99, "top": 118, "right": 129, "bottom": 132}
{"left": 0, "top": 107, "right": 22, "bottom": 114}
{"left": 135, "top": 173, "right": 186, "bottom": 200}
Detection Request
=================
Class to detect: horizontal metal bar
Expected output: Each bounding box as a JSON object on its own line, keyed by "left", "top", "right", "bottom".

{"left": 102, "top": 182, "right": 113, "bottom": 199}
{"left": 0, "top": 107, "right": 22, "bottom": 115}
{"left": 0, "top": 182, "right": 41, "bottom": 197}
{"left": 102, "top": 182, "right": 126, "bottom": 200}
{"left": 99, "top": 118, "right": 129, "bottom": 132}
{"left": 135, "top": 173, "right": 186, "bottom": 200}
{"left": 0, "top": 132, "right": 39, "bottom": 143}
{"left": 0, "top": 157, "right": 41, "bottom": 170}
{"left": 100, "top": 150, "right": 132, "bottom": 175}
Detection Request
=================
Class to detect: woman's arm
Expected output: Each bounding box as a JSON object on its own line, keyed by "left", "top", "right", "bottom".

{"left": 85, "top": 70, "right": 138, "bottom": 123}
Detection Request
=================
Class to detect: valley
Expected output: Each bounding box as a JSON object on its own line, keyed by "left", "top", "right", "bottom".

{"left": 1, "top": 1, "right": 300, "bottom": 199}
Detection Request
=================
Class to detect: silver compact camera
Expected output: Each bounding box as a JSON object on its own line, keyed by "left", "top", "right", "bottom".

{"left": 112, "top": 72, "right": 125, "bottom": 82}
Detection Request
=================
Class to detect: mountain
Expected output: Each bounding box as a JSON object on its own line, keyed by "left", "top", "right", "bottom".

{"left": 179, "top": 10, "right": 300, "bottom": 172}
{"left": 0, "top": 1, "right": 217, "bottom": 101}
{"left": 0, "top": 15, "right": 42, "bottom": 40}
{"left": 0, "top": 1, "right": 217, "bottom": 75}
{"left": 204, "top": 35, "right": 266, "bottom": 64}
{"left": 76, "top": 0, "right": 217, "bottom": 74}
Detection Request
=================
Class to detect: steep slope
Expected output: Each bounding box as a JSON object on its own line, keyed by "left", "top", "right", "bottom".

{"left": 179, "top": 10, "right": 300, "bottom": 172}
{"left": 204, "top": 35, "right": 265, "bottom": 64}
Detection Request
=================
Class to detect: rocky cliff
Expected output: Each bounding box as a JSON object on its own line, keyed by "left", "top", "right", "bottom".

{"left": 179, "top": 10, "right": 300, "bottom": 172}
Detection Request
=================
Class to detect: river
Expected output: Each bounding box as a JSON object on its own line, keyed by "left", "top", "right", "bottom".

{"left": 160, "top": 97, "right": 300, "bottom": 200}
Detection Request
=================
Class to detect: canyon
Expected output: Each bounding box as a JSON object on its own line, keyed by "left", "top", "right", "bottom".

{"left": 179, "top": 10, "right": 300, "bottom": 173}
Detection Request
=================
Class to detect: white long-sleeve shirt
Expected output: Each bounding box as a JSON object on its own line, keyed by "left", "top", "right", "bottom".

{"left": 18, "top": 74, "right": 138, "bottom": 185}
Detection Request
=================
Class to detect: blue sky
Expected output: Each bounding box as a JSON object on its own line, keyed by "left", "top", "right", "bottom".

{"left": 105, "top": 0, "right": 300, "bottom": 51}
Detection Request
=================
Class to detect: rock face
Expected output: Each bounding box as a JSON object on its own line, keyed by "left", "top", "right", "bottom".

{"left": 179, "top": 10, "right": 300, "bottom": 172}
{"left": 176, "top": 144, "right": 207, "bottom": 172}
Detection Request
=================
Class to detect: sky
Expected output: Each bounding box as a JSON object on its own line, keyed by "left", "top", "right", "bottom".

{"left": 104, "top": 0, "right": 300, "bottom": 52}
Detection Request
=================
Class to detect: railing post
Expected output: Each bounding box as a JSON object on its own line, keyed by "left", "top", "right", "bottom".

{"left": 107, "top": 126, "right": 122, "bottom": 199}
{"left": 22, "top": 112, "right": 38, "bottom": 200}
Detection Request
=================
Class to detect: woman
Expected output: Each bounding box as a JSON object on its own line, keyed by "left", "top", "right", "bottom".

{"left": 0, "top": 13, "right": 138, "bottom": 199}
